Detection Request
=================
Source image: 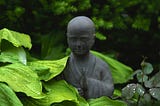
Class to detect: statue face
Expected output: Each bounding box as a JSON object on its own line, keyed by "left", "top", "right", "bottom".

{"left": 67, "top": 31, "right": 94, "bottom": 56}
{"left": 67, "top": 16, "right": 95, "bottom": 55}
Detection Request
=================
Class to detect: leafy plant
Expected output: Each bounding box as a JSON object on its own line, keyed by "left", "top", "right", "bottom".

{"left": 91, "top": 50, "right": 133, "bottom": 84}
{"left": 122, "top": 59, "right": 160, "bottom": 106}
{"left": 0, "top": 28, "right": 134, "bottom": 105}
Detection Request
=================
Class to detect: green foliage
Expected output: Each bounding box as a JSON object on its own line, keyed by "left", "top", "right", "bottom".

{"left": 0, "top": 28, "right": 32, "bottom": 65}
{"left": 0, "top": 28, "right": 32, "bottom": 49}
{"left": 0, "top": 28, "right": 130, "bottom": 105}
{"left": 88, "top": 96, "right": 127, "bottom": 106}
{"left": 0, "top": 46, "right": 26, "bottom": 64}
{"left": 122, "top": 60, "right": 160, "bottom": 106}
{"left": 91, "top": 50, "right": 133, "bottom": 84}
{"left": 0, "top": 0, "right": 160, "bottom": 105}
{"left": 0, "top": 83, "right": 23, "bottom": 106}
{"left": 95, "top": 32, "right": 107, "bottom": 40}
{"left": 40, "top": 32, "right": 66, "bottom": 60}
{"left": 21, "top": 80, "right": 79, "bottom": 106}
{"left": 28, "top": 56, "right": 68, "bottom": 81}
{"left": 0, "top": 63, "right": 44, "bottom": 99}
{"left": 1, "top": 0, "right": 159, "bottom": 67}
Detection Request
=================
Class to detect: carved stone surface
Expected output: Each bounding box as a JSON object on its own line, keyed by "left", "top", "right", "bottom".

{"left": 62, "top": 16, "right": 114, "bottom": 99}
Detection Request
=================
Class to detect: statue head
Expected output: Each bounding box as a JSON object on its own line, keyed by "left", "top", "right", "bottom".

{"left": 67, "top": 16, "right": 95, "bottom": 56}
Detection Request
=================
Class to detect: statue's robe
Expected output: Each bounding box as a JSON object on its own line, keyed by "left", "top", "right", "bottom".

{"left": 62, "top": 53, "right": 114, "bottom": 99}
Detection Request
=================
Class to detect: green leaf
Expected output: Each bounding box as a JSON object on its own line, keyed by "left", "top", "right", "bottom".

{"left": 88, "top": 96, "right": 127, "bottom": 106}
{"left": 21, "top": 80, "right": 79, "bottom": 106}
{"left": 122, "top": 84, "right": 137, "bottom": 99}
{"left": 28, "top": 56, "right": 68, "bottom": 81}
{"left": 143, "top": 93, "right": 151, "bottom": 103}
{"left": 132, "top": 15, "right": 150, "bottom": 31}
{"left": 0, "top": 46, "right": 27, "bottom": 65}
{"left": 149, "top": 88, "right": 160, "bottom": 100}
{"left": 0, "top": 83, "right": 23, "bottom": 106}
{"left": 95, "top": 32, "right": 107, "bottom": 40}
{"left": 0, "top": 28, "right": 32, "bottom": 49}
{"left": 43, "top": 80, "right": 78, "bottom": 104}
{"left": 145, "top": 71, "right": 160, "bottom": 88}
{"left": 91, "top": 50, "right": 133, "bottom": 84}
{"left": 136, "top": 71, "right": 148, "bottom": 83}
{"left": 77, "top": 95, "right": 89, "bottom": 106}
{"left": 0, "top": 40, "right": 27, "bottom": 64}
{"left": 143, "top": 62, "right": 153, "bottom": 75}
{"left": 113, "top": 89, "right": 122, "bottom": 97}
{"left": 0, "top": 63, "right": 44, "bottom": 99}
{"left": 52, "top": 101, "right": 77, "bottom": 106}
{"left": 136, "top": 84, "right": 145, "bottom": 96}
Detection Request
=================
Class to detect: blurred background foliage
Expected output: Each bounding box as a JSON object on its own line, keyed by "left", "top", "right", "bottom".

{"left": 0, "top": 0, "right": 160, "bottom": 70}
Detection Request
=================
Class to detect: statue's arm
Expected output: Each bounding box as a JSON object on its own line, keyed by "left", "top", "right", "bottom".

{"left": 85, "top": 66, "right": 114, "bottom": 99}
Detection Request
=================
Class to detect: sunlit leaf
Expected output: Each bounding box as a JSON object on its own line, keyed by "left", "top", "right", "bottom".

{"left": 113, "top": 89, "right": 122, "bottom": 97}
{"left": 91, "top": 50, "right": 133, "bottom": 84}
{"left": 28, "top": 56, "right": 68, "bottom": 81}
{"left": 0, "top": 83, "right": 23, "bottom": 106}
{"left": 0, "top": 47, "right": 27, "bottom": 65}
{"left": 88, "top": 96, "right": 127, "bottom": 106}
{"left": 0, "top": 63, "right": 44, "bottom": 99}
{"left": 0, "top": 40, "right": 27, "bottom": 64}
{"left": 77, "top": 95, "right": 89, "bottom": 106}
{"left": 149, "top": 88, "right": 160, "bottom": 100}
{"left": 95, "top": 32, "right": 107, "bottom": 40}
{"left": 122, "top": 84, "right": 137, "bottom": 99}
{"left": 21, "top": 80, "right": 79, "bottom": 106}
{"left": 0, "top": 28, "right": 32, "bottom": 49}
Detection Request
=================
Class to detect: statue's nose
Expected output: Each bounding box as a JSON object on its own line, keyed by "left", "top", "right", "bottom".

{"left": 76, "top": 40, "right": 81, "bottom": 49}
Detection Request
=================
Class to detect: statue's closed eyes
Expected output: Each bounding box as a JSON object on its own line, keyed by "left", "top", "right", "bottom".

{"left": 62, "top": 16, "right": 114, "bottom": 99}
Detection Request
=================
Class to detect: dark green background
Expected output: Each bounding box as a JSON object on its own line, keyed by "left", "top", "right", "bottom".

{"left": 0, "top": 0, "right": 160, "bottom": 70}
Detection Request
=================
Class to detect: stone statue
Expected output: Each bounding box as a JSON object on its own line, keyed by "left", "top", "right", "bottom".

{"left": 62, "top": 16, "right": 114, "bottom": 99}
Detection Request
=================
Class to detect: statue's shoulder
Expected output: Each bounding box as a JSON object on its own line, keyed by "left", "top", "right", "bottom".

{"left": 92, "top": 53, "right": 110, "bottom": 70}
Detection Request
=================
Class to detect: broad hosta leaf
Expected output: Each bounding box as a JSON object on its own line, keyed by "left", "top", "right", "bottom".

{"left": 0, "top": 63, "right": 44, "bottom": 99}
{"left": 91, "top": 50, "right": 133, "bottom": 84}
{"left": 149, "top": 88, "right": 160, "bottom": 100}
{"left": 77, "top": 95, "right": 89, "bottom": 106}
{"left": 113, "top": 89, "right": 122, "bottom": 97}
{"left": 145, "top": 71, "right": 160, "bottom": 88}
{"left": 88, "top": 96, "right": 127, "bottom": 106}
{"left": 0, "top": 83, "right": 23, "bottom": 106}
{"left": 52, "top": 101, "right": 77, "bottom": 106}
{"left": 122, "top": 84, "right": 137, "bottom": 99}
{"left": 0, "top": 28, "right": 32, "bottom": 49}
{"left": 0, "top": 46, "right": 27, "bottom": 64}
{"left": 28, "top": 56, "right": 68, "bottom": 81}
{"left": 21, "top": 80, "right": 79, "bottom": 106}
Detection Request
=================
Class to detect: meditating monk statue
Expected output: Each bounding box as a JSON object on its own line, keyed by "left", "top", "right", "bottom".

{"left": 62, "top": 16, "right": 114, "bottom": 99}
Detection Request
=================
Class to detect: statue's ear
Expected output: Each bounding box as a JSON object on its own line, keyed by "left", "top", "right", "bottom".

{"left": 93, "top": 33, "right": 96, "bottom": 37}
{"left": 90, "top": 34, "right": 95, "bottom": 47}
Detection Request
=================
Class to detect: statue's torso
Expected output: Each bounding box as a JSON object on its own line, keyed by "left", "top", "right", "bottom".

{"left": 63, "top": 53, "right": 114, "bottom": 98}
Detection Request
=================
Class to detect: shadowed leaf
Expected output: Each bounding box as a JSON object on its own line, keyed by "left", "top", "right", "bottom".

{"left": 0, "top": 83, "right": 23, "bottom": 106}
